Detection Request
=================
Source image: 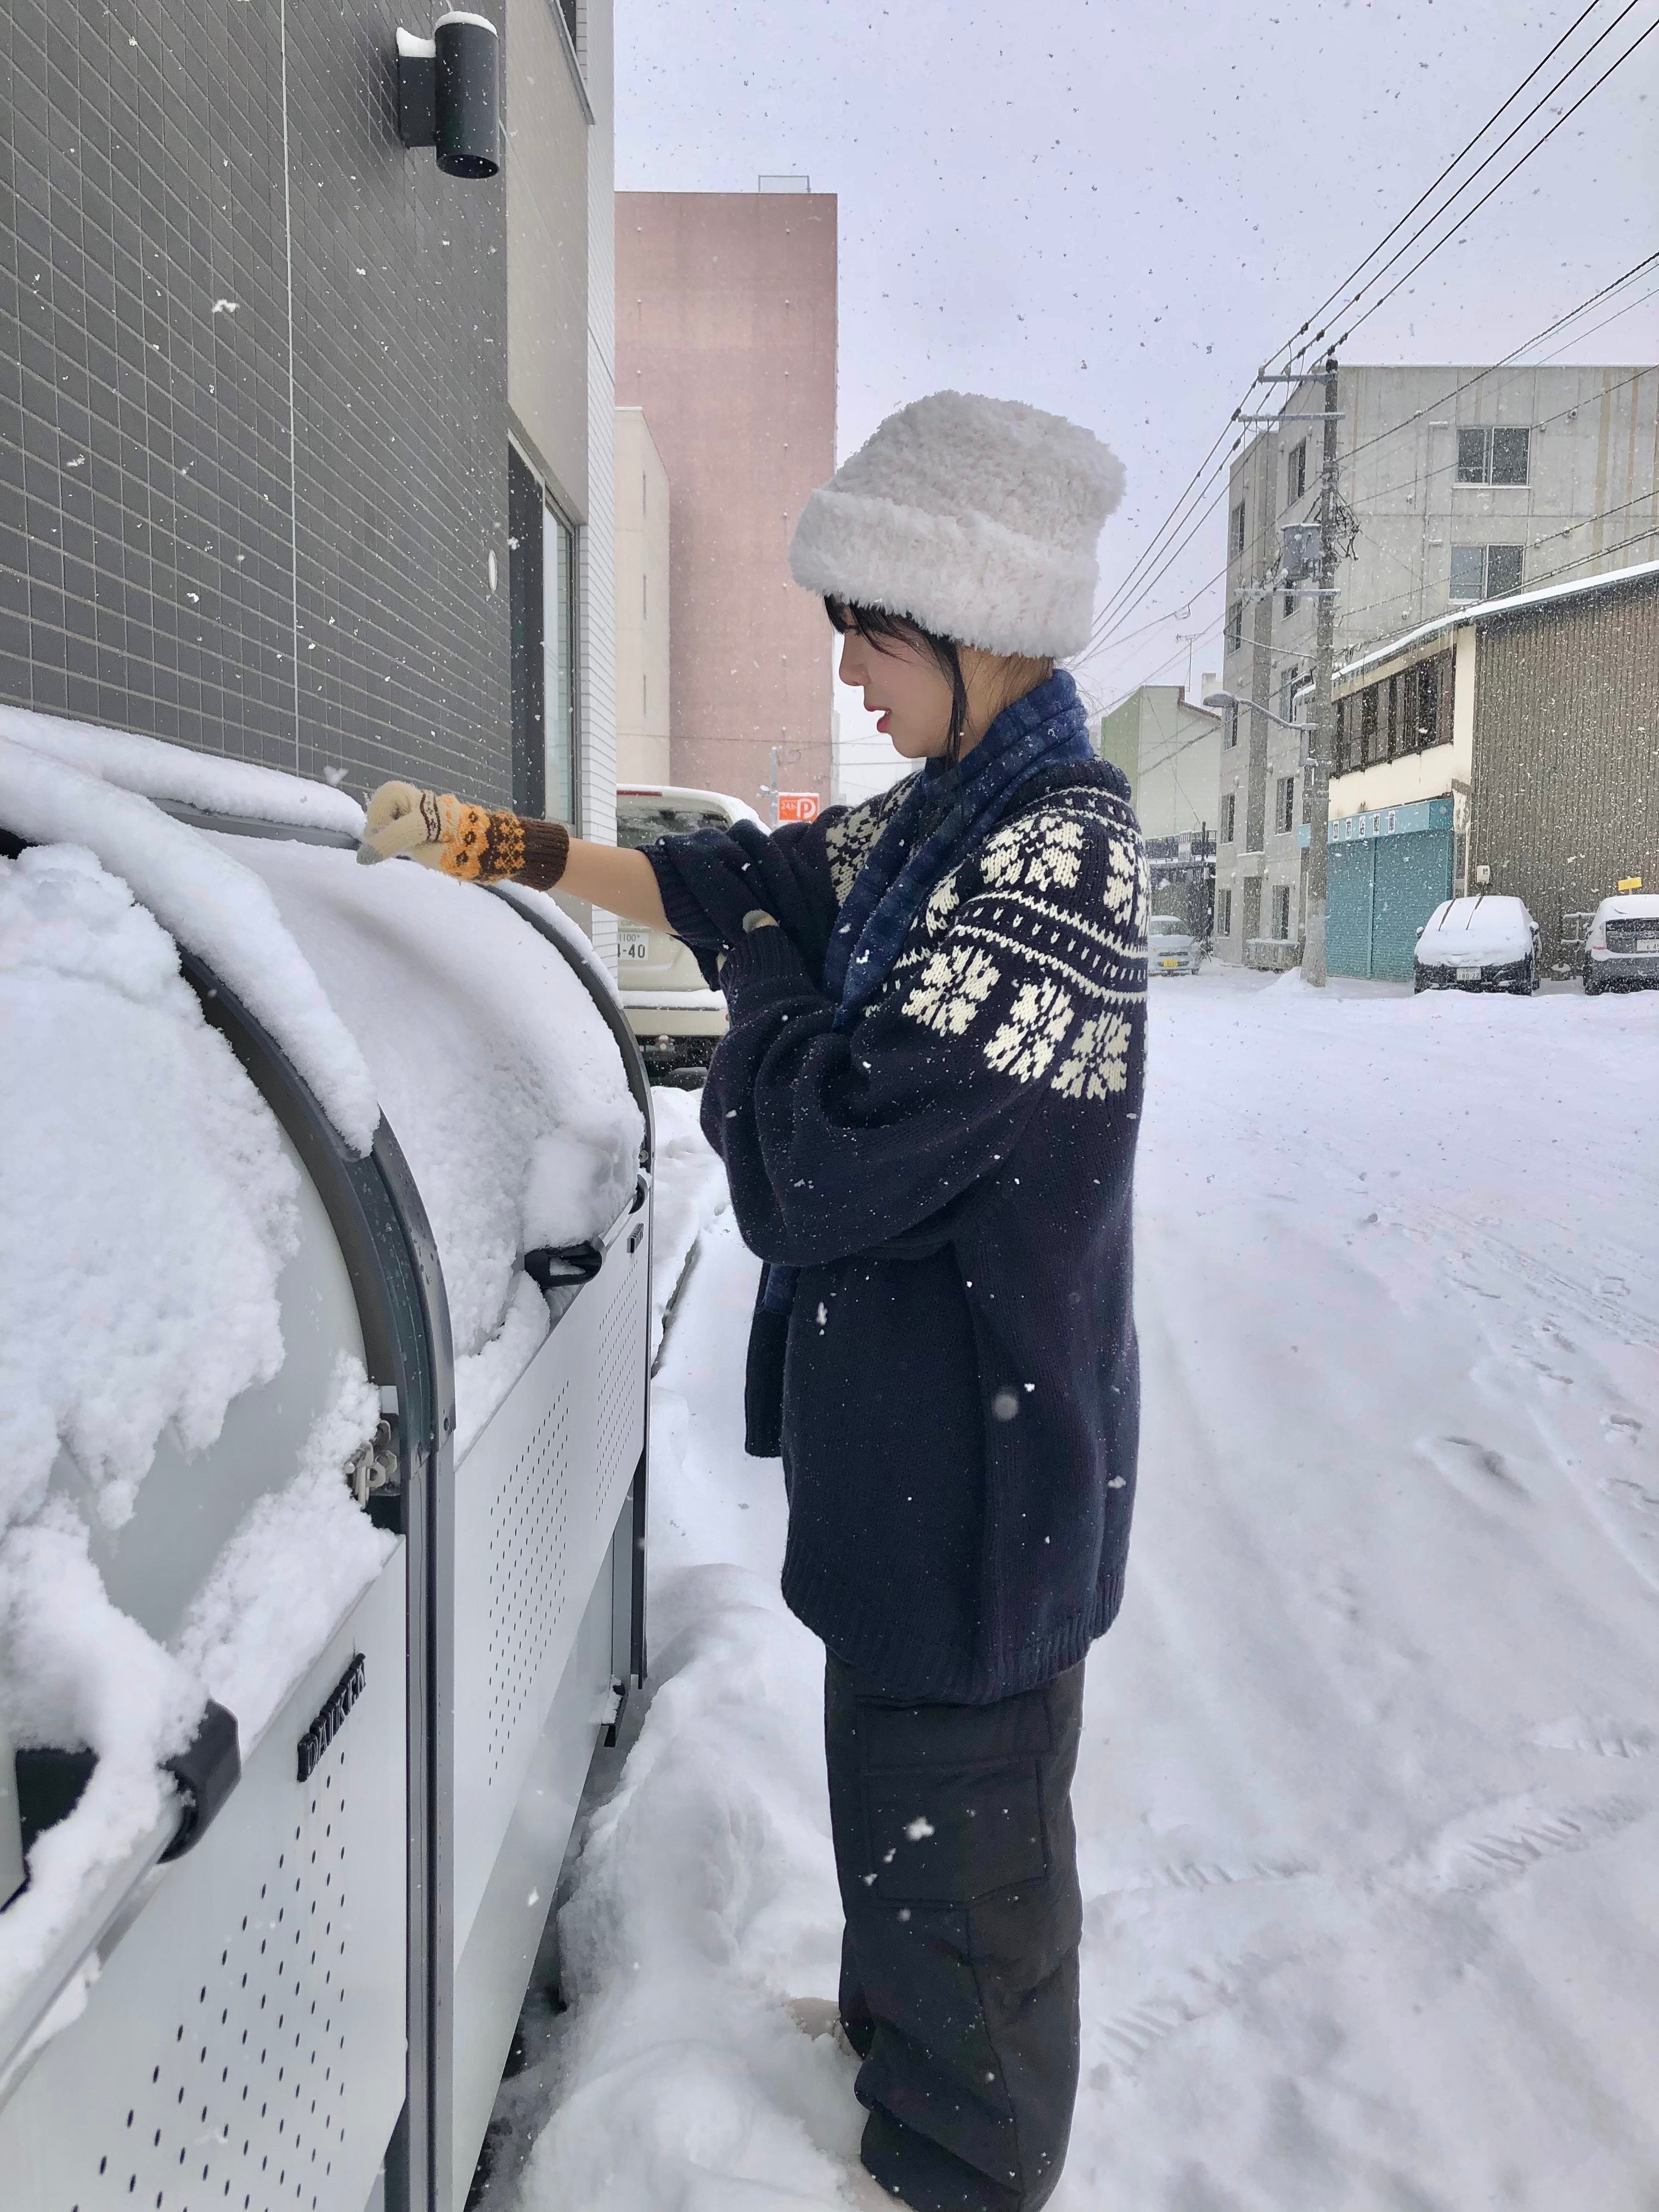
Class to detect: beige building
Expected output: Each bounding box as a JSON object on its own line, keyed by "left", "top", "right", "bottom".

{"left": 1096, "top": 681, "right": 1221, "bottom": 840}
{"left": 616, "top": 185, "right": 837, "bottom": 813}
{"left": 613, "top": 408, "right": 672, "bottom": 783}
{"left": 505, "top": 0, "right": 619, "bottom": 962}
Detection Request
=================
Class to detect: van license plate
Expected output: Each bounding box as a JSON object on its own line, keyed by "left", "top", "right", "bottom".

{"left": 1638, "top": 936, "right": 1659, "bottom": 953}
{"left": 1456, "top": 964, "right": 1481, "bottom": 981}
{"left": 618, "top": 926, "right": 650, "bottom": 963}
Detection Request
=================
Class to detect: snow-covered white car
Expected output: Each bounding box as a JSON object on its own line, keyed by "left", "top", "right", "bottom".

{"left": 1581, "top": 892, "right": 1659, "bottom": 995}
{"left": 1147, "top": 913, "right": 1202, "bottom": 976}
{"left": 1413, "top": 894, "right": 1540, "bottom": 995}
{"left": 615, "top": 785, "right": 761, "bottom": 1074}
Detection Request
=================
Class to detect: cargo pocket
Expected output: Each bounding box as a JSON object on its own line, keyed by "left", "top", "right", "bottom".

{"left": 864, "top": 1763, "right": 1049, "bottom": 1904}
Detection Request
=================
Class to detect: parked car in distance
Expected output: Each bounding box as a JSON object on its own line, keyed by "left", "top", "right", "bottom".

{"left": 1413, "top": 894, "right": 1540, "bottom": 995}
{"left": 1147, "top": 913, "right": 1202, "bottom": 976}
{"left": 1582, "top": 892, "right": 1659, "bottom": 995}
{"left": 614, "top": 785, "right": 761, "bottom": 1077}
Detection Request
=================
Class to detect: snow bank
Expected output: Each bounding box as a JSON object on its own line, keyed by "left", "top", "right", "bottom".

{"left": 507, "top": 1216, "right": 862, "bottom": 2212}
{"left": 0, "top": 741, "right": 379, "bottom": 1152}
{"left": 0, "top": 701, "right": 365, "bottom": 836}
{"left": 647, "top": 1087, "right": 730, "bottom": 1359}
{"left": 174, "top": 1358, "right": 396, "bottom": 1747}
{"left": 222, "top": 840, "right": 644, "bottom": 1398}
{"left": 0, "top": 844, "right": 300, "bottom": 1530}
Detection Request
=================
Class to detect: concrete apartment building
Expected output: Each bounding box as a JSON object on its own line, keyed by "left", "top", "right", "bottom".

{"left": 612, "top": 407, "right": 671, "bottom": 783}
{"left": 1211, "top": 363, "right": 1659, "bottom": 964}
{"left": 1, "top": 0, "right": 623, "bottom": 963}
{"left": 616, "top": 184, "right": 837, "bottom": 815}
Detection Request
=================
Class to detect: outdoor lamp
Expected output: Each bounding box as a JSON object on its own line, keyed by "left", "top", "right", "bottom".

{"left": 397, "top": 11, "right": 501, "bottom": 179}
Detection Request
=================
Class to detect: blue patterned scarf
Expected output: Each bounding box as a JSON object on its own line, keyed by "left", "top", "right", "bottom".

{"left": 822, "top": 665, "right": 1096, "bottom": 1026}
{"left": 759, "top": 667, "right": 1095, "bottom": 1319}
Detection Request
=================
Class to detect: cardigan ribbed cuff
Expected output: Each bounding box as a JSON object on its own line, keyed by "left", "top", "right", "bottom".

{"left": 645, "top": 848, "right": 719, "bottom": 947}
{"left": 716, "top": 921, "right": 814, "bottom": 1009}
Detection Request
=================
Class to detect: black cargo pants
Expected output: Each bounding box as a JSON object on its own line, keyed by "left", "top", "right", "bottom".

{"left": 825, "top": 1654, "right": 1086, "bottom": 2212}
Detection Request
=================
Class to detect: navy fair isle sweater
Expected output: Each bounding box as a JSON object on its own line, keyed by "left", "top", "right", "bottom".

{"left": 647, "top": 758, "right": 1148, "bottom": 1703}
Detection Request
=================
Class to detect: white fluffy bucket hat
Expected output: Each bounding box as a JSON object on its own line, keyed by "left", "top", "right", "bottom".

{"left": 789, "top": 390, "right": 1125, "bottom": 658}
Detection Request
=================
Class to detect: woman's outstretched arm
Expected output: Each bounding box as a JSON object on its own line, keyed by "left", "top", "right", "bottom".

{"left": 359, "top": 780, "right": 670, "bottom": 930}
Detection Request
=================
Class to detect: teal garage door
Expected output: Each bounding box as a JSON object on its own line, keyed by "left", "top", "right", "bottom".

{"left": 1325, "top": 797, "right": 1454, "bottom": 979}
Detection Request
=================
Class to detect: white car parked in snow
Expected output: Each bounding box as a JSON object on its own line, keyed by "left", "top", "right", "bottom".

{"left": 1413, "top": 894, "right": 1540, "bottom": 995}
{"left": 1147, "top": 913, "right": 1202, "bottom": 976}
{"left": 1581, "top": 893, "right": 1659, "bottom": 995}
{"left": 615, "top": 785, "right": 762, "bottom": 1077}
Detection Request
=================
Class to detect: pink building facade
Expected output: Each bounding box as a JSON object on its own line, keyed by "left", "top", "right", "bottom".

{"left": 616, "top": 190, "right": 837, "bottom": 811}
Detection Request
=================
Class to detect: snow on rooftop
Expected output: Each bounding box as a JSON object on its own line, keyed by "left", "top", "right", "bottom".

{"left": 1336, "top": 554, "right": 1659, "bottom": 685}
{"left": 0, "top": 703, "right": 365, "bottom": 837}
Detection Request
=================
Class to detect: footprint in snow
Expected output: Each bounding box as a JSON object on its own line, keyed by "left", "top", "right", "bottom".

{"left": 1418, "top": 1793, "right": 1647, "bottom": 1894}
{"left": 1418, "top": 1434, "right": 1531, "bottom": 1512}
{"left": 1529, "top": 1716, "right": 1658, "bottom": 1761}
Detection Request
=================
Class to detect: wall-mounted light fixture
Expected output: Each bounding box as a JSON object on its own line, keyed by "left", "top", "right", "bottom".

{"left": 397, "top": 12, "right": 500, "bottom": 179}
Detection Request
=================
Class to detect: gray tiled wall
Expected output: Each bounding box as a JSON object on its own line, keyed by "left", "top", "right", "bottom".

{"left": 0, "top": 0, "right": 512, "bottom": 803}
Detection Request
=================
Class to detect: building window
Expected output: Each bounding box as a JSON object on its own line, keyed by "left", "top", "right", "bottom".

{"left": 1283, "top": 585, "right": 1297, "bottom": 619}
{"left": 1486, "top": 543, "right": 1523, "bottom": 596}
{"left": 1451, "top": 543, "right": 1523, "bottom": 600}
{"left": 1415, "top": 658, "right": 1441, "bottom": 748}
{"left": 510, "top": 448, "right": 581, "bottom": 826}
{"left": 1286, "top": 439, "right": 1307, "bottom": 505}
{"left": 544, "top": 504, "right": 578, "bottom": 824}
{"left": 1216, "top": 887, "right": 1232, "bottom": 937}
{"left": 1361, "top": 684, "right": 1380, "bottom": 765}
{"left": 1275, "top": 773, "right": 1297, "bottom": 835}
{"left": 1226, "top": 601, "right": 1243, "bottom": 653}
{"left": 1279, "top": 665, "right": 1300, "bottom": 725}
{"left": 1224, "top": 702, "right": 1239, "bottom": 749}
{"left": 1230, "top": 501, "right": 1246, "bottom": 557}
{"left": 1221, "top": 791, "right": 1237, "bottom": 844}
{"left": 1272, "top": 883, "right": 1293, "bottom": 940}
{"left": 509, "top": 448, "right": 547, "bottom": 819}
{"left": 1456, "top": 425, "right": 1530, "bottom": 485}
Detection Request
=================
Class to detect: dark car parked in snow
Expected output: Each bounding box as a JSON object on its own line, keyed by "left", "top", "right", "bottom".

{"left": 1413, "top": 895, "right": 1541, "bottom": 995}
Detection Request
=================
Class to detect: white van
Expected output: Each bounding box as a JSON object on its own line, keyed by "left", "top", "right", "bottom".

{"left": 614, "top": 785, "right": 763, "bottom": 1075}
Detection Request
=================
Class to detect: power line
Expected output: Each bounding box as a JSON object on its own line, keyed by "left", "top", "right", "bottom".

{"left": 1336, "top": 9, "right": 1659, "bottom": 348}
{"left": 1087, "top": 10, "right": 1659, "bottom": 668}
{"left": 1260, "top": 0, "right": 1609, "bottom": 369}
{"left": 1082, "top": 303, "right": 1659, "bottom": 680}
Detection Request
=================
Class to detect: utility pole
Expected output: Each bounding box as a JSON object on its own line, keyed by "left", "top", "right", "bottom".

{"left": 1303, "top": 348, "right": 1341, "bottom": 987}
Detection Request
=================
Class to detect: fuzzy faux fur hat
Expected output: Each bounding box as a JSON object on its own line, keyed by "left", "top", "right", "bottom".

{"left": 789, "top": 390, "right": 1124, "bottom": 658}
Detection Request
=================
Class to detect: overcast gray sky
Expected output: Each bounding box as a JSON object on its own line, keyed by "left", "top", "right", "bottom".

{"left": 616, "top": 0, "right": 1659, "bottom": 731}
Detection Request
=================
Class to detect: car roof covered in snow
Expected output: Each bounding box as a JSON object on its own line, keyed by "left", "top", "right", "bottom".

{"left": 1417, "top": 894, "right": 1535, "bottom": 963}
{"left": 1592, "top": 893, "right": 1659, "bottom": 921}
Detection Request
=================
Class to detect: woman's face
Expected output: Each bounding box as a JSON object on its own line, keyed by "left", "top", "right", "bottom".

{"left": 837, "top": 625, "right": 956, "bottom": 761}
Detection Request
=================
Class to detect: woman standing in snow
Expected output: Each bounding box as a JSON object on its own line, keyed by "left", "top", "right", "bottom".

{"left": 363, "top": 392, "right": 1146, "bottom": 2212}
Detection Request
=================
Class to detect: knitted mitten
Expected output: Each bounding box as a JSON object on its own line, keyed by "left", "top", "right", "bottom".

{"left": 359, "top": 781, "right": 569, "bottom": 889}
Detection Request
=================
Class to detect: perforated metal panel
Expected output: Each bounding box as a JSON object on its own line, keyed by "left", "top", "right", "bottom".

{"left": 592, "top": 1234, "right": 648, "bottom": 1539}
{"left": 484, "top": 1384, "right": 574, "bottom": 1786}
{"left": 0, "top": 1556, "right": 407, "bottom": 2212}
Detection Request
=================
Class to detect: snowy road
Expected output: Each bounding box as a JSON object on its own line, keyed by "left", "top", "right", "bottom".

{"left": 506, "top": 975, "right": 1659, "bottom": 2212}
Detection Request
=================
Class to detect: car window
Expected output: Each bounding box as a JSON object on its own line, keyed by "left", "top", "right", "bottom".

{"left": 616, "top": 800, "right": 732, "bottom": 849}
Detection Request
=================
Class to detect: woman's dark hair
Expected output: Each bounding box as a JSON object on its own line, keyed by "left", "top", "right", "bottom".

{"left": 825, "top": 597, "right": 970, "bottom": 767}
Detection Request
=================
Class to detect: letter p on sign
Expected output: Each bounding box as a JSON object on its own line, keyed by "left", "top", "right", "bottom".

{"left": 777, "top": 792, "right": 820, "bottom": 823}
